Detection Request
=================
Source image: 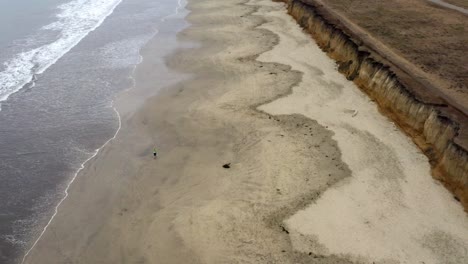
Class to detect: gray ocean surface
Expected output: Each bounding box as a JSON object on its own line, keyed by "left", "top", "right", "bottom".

{"left": 0, "top": 0, "right": 187, "bottom": 263}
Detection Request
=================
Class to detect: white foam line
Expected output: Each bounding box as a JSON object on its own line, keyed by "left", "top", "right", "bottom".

{"left": 20, "top": 0, "right": 189, "bottom": 261}
{"left": 0, "top": 0, "right": 124, "bottom": 110}
{"left": 20, "top": 53, "right": 146, "bottom": 264}
{"left": 161, "top": 0, "right": 185, "bottom": 21}
{"left": 175, "top": 0, "right": 184, "bottom": 16}
{"left": 21, "top": 102, "right": 122, "bottom": 264}
{"left": 21, "top": 23, "right": 143, "bottom": 264}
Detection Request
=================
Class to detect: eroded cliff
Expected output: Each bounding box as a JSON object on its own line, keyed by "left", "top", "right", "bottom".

{"left": 279, "top": 0, "right": 468, "bottom": 209}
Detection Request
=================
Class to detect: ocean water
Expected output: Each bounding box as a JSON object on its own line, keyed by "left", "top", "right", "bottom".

{"left": 0, "top": 0, "right": 187, "bottom": 263}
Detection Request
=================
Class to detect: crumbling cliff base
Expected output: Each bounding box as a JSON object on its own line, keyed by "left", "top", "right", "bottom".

{"left": 279, "top": 0, "right": 468, "bottom": 210}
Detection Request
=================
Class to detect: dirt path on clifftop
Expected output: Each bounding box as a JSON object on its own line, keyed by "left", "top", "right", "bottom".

{"left": 427, "top": 0, "right": 468, "bottom": 14}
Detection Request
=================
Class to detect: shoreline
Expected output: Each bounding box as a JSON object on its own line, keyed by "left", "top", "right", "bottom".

{"left": 20, "top": 105, "right": 122, "bottom": 264}
{"left": 20, "top": 1, "right": 188, "bottom": 263}
{"left": 21, "top": 0, "right": 468, "bottom": 263}
{"left": 0, "top": 0, "right": 124, "bottom": 106}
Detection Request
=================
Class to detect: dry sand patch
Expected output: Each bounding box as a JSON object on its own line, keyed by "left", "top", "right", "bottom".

{"left": 257, "top": 0, "right": 468, "bottom": 263}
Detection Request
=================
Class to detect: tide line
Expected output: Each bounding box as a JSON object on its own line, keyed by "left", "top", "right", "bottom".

{"left": 20, "top": 0, "right": 187, "bottom": 261}
{"left": 20, "top": 20, "right": 144, "bottom": 264}
{"left": 20, "top": 101, "right": 122, "bottom": 264}
{"left": 161, "top": 0, "right": 185, "bottom": 22}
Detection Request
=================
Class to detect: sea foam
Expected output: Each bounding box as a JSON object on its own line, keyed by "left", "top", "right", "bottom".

{"left": 0, "top": 0, "right": 123, "bottom": 108}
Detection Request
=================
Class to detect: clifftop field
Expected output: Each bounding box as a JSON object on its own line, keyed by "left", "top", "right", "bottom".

{"left": 319, "top": 0, "right": 468, "bottom": 105}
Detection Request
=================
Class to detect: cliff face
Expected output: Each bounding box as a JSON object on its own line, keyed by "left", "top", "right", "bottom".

{"left": 280, "top": 0, "right": 468, "bottom": 209}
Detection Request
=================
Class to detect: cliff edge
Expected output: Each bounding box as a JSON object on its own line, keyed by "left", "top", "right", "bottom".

{"left": 278, "top": 0, "right": 468, "bottom": 210}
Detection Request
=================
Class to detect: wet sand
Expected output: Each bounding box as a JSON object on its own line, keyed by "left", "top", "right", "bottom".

{"left": 22, "top": 0, "right": 468, "bottom": 263}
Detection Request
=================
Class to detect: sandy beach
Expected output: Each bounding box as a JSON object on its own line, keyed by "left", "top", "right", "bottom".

{"left": 22, "top": 0, "right": 468, "bottom": 264}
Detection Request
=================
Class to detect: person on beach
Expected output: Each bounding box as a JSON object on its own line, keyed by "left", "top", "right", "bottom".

{"left": 153, "top": 147, "right": 158, "bottom": 159}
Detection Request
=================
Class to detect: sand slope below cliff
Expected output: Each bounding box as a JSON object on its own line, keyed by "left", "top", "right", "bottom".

{"left": 257, "top": 1, "right": 468, "bottom": 263}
